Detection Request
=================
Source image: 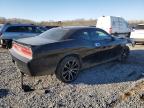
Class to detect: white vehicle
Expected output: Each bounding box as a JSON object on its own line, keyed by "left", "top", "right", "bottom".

{"left": 96, "top": 16, "right": 131, "bottom": 37}
{"left": 130, "top": 24, "right": 144, "bottom": 43}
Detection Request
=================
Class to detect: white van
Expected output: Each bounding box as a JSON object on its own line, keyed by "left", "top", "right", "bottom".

{"left": 96, "top": 16, "right": 131, "bottom": 37}
{"left": 130, "top": 24, "right": 144, "bottom": 43}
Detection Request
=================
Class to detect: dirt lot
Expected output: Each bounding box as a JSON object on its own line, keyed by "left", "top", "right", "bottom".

{"left": 0, "top": 45, "right": 144, "bottom": 108}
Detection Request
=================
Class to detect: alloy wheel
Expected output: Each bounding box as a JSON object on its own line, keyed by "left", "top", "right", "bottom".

{"left": 62, "top": 60, "right": 79, "bottom": 82}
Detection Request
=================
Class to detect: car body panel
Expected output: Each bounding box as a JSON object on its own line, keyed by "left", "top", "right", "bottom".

{"left": 10, "top": 27, "right": 129, "bottom": 76}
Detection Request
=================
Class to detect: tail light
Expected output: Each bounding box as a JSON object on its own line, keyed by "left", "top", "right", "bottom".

{"left": 12, "top": 42, "right": 32, "bottom": 59}
{"left": 109, "top": 28, "right": 112, "bottom": 34}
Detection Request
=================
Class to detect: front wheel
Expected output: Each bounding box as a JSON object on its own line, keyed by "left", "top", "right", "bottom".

{"left": 118, "top": 46, "right": 130, "bottom": 62}
{"left": 56, "top": 56, "right": 81, "bottom": 83}
{"left": 1, "top": 39, "right": 12, "bottom": 49}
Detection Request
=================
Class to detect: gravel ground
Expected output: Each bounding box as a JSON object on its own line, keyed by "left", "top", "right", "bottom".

{"left": 0, "top": 45, "right": 144, "bottom": 108}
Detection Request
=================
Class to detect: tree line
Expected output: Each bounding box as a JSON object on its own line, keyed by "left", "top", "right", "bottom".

{"left": 0, "top": 17, "right": 143, "bottom": 27}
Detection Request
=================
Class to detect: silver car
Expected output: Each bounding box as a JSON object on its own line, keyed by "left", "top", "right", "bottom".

{"left": 0, "top": 23, "right": 43, "bottom": 48}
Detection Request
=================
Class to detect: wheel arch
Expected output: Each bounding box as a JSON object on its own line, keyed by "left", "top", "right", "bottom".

{"left": 55, "top": 53, "right": 82, "bottom": 73}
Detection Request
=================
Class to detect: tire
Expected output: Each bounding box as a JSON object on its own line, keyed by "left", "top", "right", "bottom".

{"left": 1, "top": 39, "right": 12, "bottom": 49}
{"left": 56, "top": 56, "right": 81, "bottom": 83}
{"left": 118, "top": 46, "right": 130, "bottom": 62}
{"left": 6, "top": 41, "right": 12, "bottom": 49}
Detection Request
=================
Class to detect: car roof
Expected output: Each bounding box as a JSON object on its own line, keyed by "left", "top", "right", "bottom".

{"left": 4, "top": 23, "right": 36, "bottom": 27}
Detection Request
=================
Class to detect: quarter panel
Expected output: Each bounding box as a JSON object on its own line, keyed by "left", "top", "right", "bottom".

{"left": 32, "top": 39, "right": 94, "bottom": 74}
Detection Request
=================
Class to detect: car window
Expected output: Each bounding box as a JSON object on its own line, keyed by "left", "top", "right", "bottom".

{"left": 5, "top": 26, "right": 42, "bottom": 33}
{"left": 36, "top": 26, "right": 47, "bottom": 32}
{"left": 5, "top": 26, "right": 21, "bottom": 32}
{"left": 19, "top": 26, "right": 37, "bottom": 33}
{"left": 39, "top": 28, "right": 69, "bottom": 40}
{"left": 31, "top": 26, "right": 43, "bottom": 33}
{"left": 89, "top": 29, "right": 111, "bottom": 41}
{"left": 71, "top": 30, "right": 90, "bottom": 40}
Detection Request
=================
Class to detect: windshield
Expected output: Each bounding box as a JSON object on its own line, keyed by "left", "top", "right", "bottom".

{"left": 39, "top": 27, "right": 69, "bottom": 40}
{"left": 135, "top": 25, "right": 144, "bottom": 30}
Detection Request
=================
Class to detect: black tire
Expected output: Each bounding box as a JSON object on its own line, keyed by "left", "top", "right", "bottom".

{"left": 6, "top": 40, "right": 12, "bottom": 49}
{"left": 118, "top": 46, "right": 130, "bottom": 62}
{"left": 56, "top": 56, "right": 81, "bottom": 83}
{"left": 1, "top": 39, "right": 12, "bottom": 49}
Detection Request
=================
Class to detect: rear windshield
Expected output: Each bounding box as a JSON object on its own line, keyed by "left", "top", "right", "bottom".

{"left": 135, "top": 25, "right": 144, "bottom": 29}
{"left": 39, "top": 27, "right": 69, "bottom": 40}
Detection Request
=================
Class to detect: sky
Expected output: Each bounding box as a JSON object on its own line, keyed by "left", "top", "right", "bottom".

{"left": 0, "top": 0, "right": 144, "bottom": 22}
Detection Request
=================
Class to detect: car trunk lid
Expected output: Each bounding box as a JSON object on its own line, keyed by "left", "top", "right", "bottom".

{"left": 14, "top": 36, "right": 58, "bottom": 46}
{"left": 11, "top": 36, "right": 58, "bottom": 59}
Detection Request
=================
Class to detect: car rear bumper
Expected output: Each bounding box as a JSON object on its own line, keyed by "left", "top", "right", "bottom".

{"left": 10, "top": 49, "right": 56, "bottom": 76}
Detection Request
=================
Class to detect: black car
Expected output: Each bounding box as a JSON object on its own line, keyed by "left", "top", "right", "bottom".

{"left": 10, "top": 26, "right": 130, "bottom": 83}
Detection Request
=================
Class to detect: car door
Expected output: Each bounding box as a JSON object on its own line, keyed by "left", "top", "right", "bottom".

{"left": 89, "top": 28, "right": 120, "bottom": 62}
{"left": 70, "top": 29, "right": 101, "bottom": 67}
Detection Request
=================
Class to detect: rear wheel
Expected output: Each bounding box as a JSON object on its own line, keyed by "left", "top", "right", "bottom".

{"left": 56, "top": 56, "right": 81, "bottom": 83}
{"left": 118, "top": 46, "right": 130, "bottom": 62}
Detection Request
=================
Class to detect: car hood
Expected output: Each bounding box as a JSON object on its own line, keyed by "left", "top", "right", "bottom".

{"left": 14, "top": 36, "right": 58, "bottom": 46}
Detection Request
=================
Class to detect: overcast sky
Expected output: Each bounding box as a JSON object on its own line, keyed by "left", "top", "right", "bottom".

{"left": 0, "top": 0, "right": 144, "bottom": 21}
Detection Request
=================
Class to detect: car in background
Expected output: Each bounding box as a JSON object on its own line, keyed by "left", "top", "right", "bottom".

{"left": 130, "top": 24, "right": 144, "bottom": 44}
{"left": 10, "top": 26, "right": 131, "bottom": 83}
{"left": 96, "top": 16, "right": 131, "bottom": 37}
{"left": 45, "top": 26, "right": 59, "bottom": 30}
{"left": 36, "top": 26, "right": 48, "bottom": 32}
{"left": 0, "top": 23, "right": 43, "bottom": 48}
{"left": 0, "top": 24, "right": 3, "bottom": 30}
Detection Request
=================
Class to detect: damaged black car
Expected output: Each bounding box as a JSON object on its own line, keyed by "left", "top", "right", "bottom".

{"left": 10, "top": 26, "right": 132, "bottom": 83}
